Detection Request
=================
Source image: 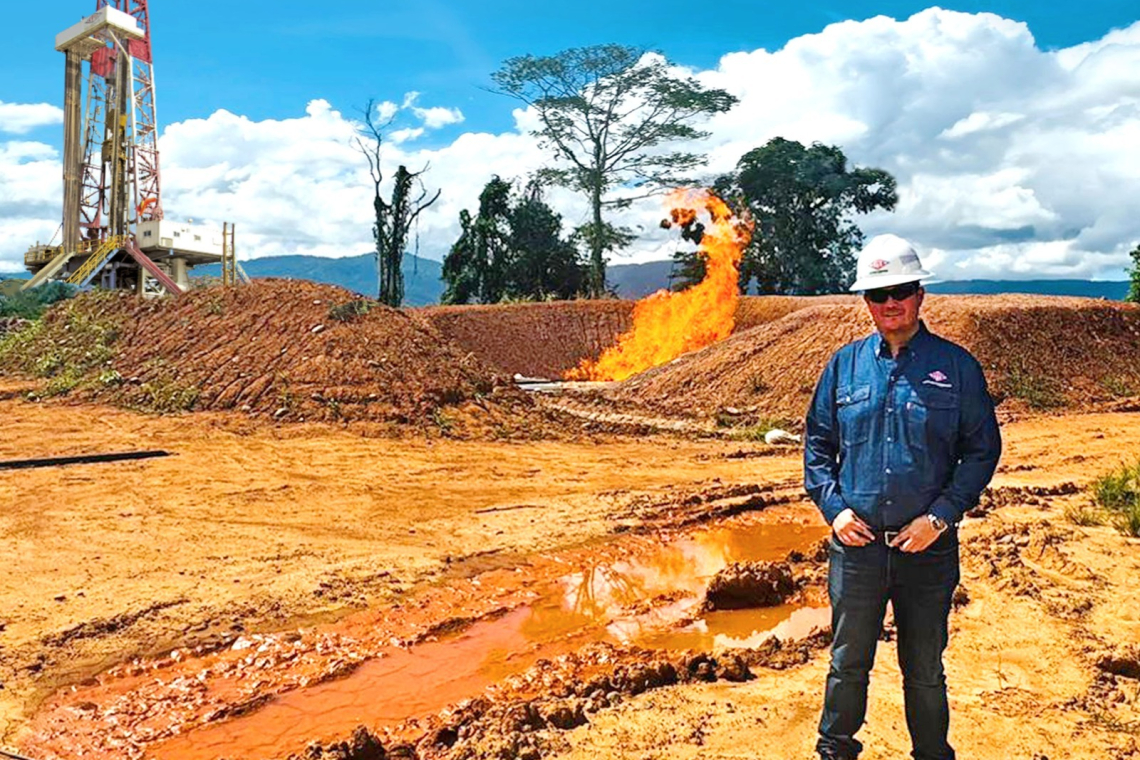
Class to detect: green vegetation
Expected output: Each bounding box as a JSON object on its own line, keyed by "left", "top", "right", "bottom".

{"left": 328, "top": 299, "right": 376, "bottom": 322}
{"left": 1101, "top": 375, "right": 1136, "bottom": 398}
{"left": 0, "top": 281, "right": 77, "bottom": 320}
{"left": 0, "top": 294, "right": 120, "bottom": 397}
{"left": 682, "top": 137, "right": 897, "bottom": 294}
{"left": 139, "top": 370, "right": 201, "bottom": 412}
{"left": 1087, "top": 458, "right": 1140, "bottom": 537}
{"left": 492, "top": 44, "right": 737, "bottom": 297}
{"left": 442, "top": 178, "right": 586, "bottom": 304}
{"left": 356, "top": 100, "right": 441, "bottom": 308}
{"left": 1004, "top": 367, "right": 1064, "bottom": 410}
{"left": 1062, "top": 502, "right": 1107, "bottom": 527}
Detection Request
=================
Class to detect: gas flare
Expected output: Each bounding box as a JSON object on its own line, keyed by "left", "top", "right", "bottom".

{"left": 567, "top": 189, "right": 752, "bottom": 382}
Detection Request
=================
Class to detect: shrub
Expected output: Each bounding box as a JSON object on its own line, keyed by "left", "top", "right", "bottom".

{"left": 1089, "top": 458, "right": 1140, "bottom": 537}
{"left": 0, "top": 281, "right": 78, "bottom": 320}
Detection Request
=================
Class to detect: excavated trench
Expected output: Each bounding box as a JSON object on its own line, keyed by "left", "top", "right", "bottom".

{"left": 22, "top": 509, "right": 830, "bottom": 760}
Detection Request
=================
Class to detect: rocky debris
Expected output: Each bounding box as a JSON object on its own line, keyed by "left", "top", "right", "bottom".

{"left": 701, "top": 561, "right": 796, "bottom": 611}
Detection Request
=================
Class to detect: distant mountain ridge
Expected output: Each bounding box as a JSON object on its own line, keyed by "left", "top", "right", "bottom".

{"left": 6, "top": 256, "right": 1132, "bottom": 304}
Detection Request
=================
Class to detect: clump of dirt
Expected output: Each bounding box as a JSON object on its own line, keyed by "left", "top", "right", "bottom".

{"left": 0, "top": 281, "right": 549, "bottom": 436}
{"left": 608, "top": 295, "right": 1140, "bottom": 423}
{"left": 1096, "top": 646, "right": 1140, "bottom": 681}
{"left": 701, "top": 560, "right": 796, "bottom": 611}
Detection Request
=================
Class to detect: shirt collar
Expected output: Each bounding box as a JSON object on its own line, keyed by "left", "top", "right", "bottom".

{"left": 874, "top": 320, "right": 931, "bottom": 360}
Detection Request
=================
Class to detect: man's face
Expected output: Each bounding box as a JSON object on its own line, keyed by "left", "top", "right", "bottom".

{"left": 864, "top": 282, "right": 924, "bottom": 335}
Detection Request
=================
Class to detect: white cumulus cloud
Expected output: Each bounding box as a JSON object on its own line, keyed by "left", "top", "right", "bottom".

{"left": 4, "top": 8, "right": 1140, "bottom": 284}
{"left": 0, "top": 101, "right": 63, "bottom": 135}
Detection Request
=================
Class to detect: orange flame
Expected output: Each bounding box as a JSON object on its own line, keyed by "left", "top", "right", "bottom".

{"left": 567, "top": 189, "right": 752, "bottom": 382}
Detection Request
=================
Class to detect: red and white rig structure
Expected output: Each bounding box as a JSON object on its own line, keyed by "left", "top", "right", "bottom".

{"left": 23, "top": 1, "right": 240, "bottom": 295}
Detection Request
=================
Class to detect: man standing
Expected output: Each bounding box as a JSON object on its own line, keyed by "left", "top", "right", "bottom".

{"left": 804, "top": 235, "right": 1002, "bottom": 760}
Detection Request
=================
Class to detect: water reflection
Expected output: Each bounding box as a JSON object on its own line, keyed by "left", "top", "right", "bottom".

{"left": 152, "top": 515, "right": 829, "bottom": 760}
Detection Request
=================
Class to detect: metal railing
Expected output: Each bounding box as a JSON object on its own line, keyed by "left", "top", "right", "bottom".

{"left": 66, "top": 236, "right": 127, "bottom": 286}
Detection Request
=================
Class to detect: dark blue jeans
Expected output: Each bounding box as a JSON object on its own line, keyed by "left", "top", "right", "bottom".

{"left": 817, "top": 529, "right": 960, "bottom": 760}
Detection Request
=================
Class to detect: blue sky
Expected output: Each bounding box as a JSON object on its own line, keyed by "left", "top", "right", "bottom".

{"left": 2, "top": 2, "right": 1139, "bottom": 279}
{"left": 4, "top": 0, "right": 1137, "bottom": 139}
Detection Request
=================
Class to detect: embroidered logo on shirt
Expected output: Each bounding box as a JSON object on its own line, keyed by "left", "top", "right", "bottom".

{"left": 923, "top": 370, "right": 952, "bottom": 388}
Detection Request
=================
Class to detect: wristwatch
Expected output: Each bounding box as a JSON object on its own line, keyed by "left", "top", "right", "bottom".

{"left": 927, "top": 513, "right": 948, "bottom": 533}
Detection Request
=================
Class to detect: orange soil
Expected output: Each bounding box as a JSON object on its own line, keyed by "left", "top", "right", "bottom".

{"left": 2, "top": 382, "right": 1140, "bottom": 759}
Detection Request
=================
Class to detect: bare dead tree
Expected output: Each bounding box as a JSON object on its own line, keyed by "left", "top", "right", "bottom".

{"left": 355, "top": 100, "right": 442, "bottom": 307}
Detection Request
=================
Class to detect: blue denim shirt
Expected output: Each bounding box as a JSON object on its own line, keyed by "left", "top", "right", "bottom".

{"left": 804, "top": 321, "right": 1001, "bottom": 528}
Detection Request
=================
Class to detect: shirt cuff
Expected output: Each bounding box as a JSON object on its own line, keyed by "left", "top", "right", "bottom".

{"left": 820, "top": 493, "right": 849, "bottom": 525}
{"left": 928, "top": 497, "right": 962, "bottom": 527}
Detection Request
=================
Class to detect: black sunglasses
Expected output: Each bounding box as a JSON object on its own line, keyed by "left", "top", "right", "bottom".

{"left": 865, "top": 282, "right": 921, "bottom": 304}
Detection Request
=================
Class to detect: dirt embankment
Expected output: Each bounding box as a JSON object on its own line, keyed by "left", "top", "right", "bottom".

{"left": 419, "top": 301, "right": 635, "bottom": 380}
{"left": 419, "top": 296, "right": 854, "bottom": 381}
{"left": 609, "top": 295, "right": 1140, "bottom": 423}
{"left": 0, "top": 281, "right": 555, "bottom": 437}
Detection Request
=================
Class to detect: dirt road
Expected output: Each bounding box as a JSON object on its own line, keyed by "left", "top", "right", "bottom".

{"left": 2, "top": 383, "right": 1139, "bottom": 759}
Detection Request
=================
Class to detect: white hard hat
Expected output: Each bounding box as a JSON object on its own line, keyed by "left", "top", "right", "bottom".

{"left": 849, "top": 234, "right": 933, "bottom": 292}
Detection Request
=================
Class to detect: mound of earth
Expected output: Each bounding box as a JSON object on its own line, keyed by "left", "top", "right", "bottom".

{"left": 0, "top": 280, "right": 537, "bottom": 434}
{"left": 420, "top": 301, "right": 635, "bottom": 379}
{"left": 610, "top": 295, "right": 1140, "bottom": 422}
{"left": 419, "top": 296, "right": 851, "bottom": 380}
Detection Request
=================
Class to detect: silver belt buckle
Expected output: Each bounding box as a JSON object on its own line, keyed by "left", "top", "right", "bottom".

{"left": 884, "top": 530, "right": 900, "bottom": 546}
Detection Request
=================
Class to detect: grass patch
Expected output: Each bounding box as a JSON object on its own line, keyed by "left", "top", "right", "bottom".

{"left": 724, "top": 416, "right": 796, "bottom": 441}
{"left": 328, "top": 299, "right": 376, "bottom": 322}
{"left": 1004, "top": 367, "right": 1064, "bottom": 410}
{"left": 1062, "top": 502, "right": 1107, "bottom": 527}
{"left": 1101, "top": 375, "right": 1137, "bottom": 398}
{"left": 1089, "top": 458, "right": 1140, "bottom": 537}
{"left": 0, "top": 295, "right": 122, "bottom": 397}
{"left": 138, "top": 365, "right": 200, "bottom": 413}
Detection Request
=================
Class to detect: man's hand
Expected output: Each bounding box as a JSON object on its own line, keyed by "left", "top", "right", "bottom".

{"left": 833, "top": 508, "right": 876, "bottom": 546}
{"left": 889, "top": 514, "right": 944, "bottom": 553}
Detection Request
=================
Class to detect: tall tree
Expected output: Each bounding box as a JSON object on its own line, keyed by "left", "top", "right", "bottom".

{"left": 491, "top": 44, "right": 738, "bottom": 298}
{"left": 508, "top": 182, "right": 585, "bottom": 300}
{"left": 442, "top": 178, "right": 586, "bottom": 303}
{"left": 442, "top": 176, "right": 513, "bottom": 305}
{"left": 356, "top": 100, "right": 441, "bottom": 307}
{"left": 702, "top": 137, "right": 897, "bottom": 295}
{"left": 1128, "top": 243, "right": 1140, "bottom": 304}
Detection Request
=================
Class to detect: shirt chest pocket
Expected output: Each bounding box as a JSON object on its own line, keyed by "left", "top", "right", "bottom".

{"left": 836, "top": 384, "right": 873, "bottom": 447}
{"left": 905, "top": 388, "right": 960, "bottom": 450}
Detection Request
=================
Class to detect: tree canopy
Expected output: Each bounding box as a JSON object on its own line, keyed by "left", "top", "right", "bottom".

{"left": 442, "top": 178, "right": 585, "bottom": 304}
{"left": 492, "top": 44, "right": 737, "bottom": 297}
{"left": 693, "top": 137, "right": 897, "bottom": 295}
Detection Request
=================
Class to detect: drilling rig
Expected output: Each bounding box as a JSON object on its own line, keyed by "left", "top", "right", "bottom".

{"left": 22, "top": 1, "right": 239, "bottom": 295}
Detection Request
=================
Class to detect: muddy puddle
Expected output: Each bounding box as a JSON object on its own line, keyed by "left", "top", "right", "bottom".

{"left": 24, "top": 511, "right": 829, "bottom": 760}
